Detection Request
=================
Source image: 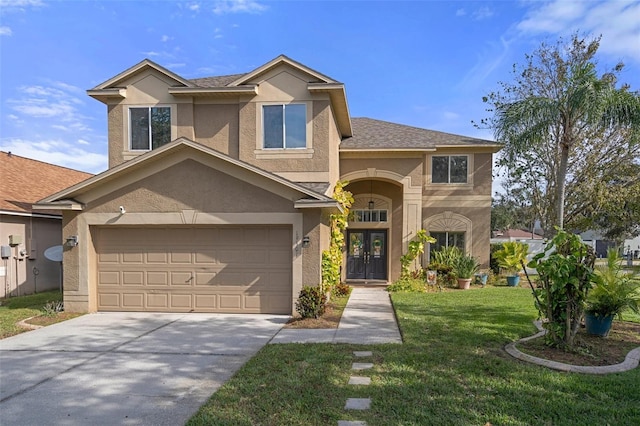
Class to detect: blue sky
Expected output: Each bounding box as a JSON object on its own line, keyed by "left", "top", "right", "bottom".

{"left": 1, "top": 0, "right": 639, "bottom": 185}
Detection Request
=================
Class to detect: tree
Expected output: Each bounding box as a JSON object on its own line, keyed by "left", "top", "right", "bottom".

{"left": 480, "top": 34, "right": 640, "bottom": 237}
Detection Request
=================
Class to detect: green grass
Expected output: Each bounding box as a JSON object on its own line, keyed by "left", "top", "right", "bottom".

{"left": 0, "top": 291, "right": 62, "bottom": 338}
{"left": 188, "top": 287, "right": 640, "bottom": 425}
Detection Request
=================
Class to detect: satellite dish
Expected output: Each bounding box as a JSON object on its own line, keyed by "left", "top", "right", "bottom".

{"left": 44, "top": 245, "right": 63, "bottom": 262}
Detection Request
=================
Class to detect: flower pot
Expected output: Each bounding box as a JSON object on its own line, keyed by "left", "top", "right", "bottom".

{"left": 506, "top": 275, "right": 520, "bottom": 287}
{"left": 457, "top": 278, "right": 471, "bottom": 290}
{"left": 585, "top": 312, "right": 614, "bottom": 337}
{"left": 475, "top": 273, "right": 488, "bottom": 286}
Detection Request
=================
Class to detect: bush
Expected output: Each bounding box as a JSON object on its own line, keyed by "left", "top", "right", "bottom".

{"left": 41, "top": 300, "right": 64, "bottom": 317}
{"left": 426, "top": 262, "right": 457, "bottom": 288}
{"left": 332, "top": 282, "right": 352, "bottom": 298}
{"left": 295, "top": 286, "right": 327, "bottom": 319}
{"left": 489, "top": 243, "right": 502, "bottom": 275}
{"left": 387, "top": 277, "right": 427, "bottom": 293}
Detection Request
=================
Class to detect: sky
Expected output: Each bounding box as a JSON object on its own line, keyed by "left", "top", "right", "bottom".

{"left": 1, "top": 0, "right": 639, "bottom": 193}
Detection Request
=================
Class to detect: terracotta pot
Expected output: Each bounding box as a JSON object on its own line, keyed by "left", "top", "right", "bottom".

{"left": 457, "top": 278, "right": 472, "bottom": 289}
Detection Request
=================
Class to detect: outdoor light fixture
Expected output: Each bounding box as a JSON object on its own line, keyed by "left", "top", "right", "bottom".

{"left": 302, "top": 236, "right": 310, "bottom": 248}
{"left": 65, "top": 235, "right": 78, "bottom": 247}
{"left": 368, "top": 180, "right": 375, "bottom": 210}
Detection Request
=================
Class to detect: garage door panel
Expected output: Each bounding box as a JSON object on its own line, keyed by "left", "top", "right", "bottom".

{"left": 219, "top": 294, "right": 242, "bottom": 310}
{"left": 97, "top": 226, "right": 292, "bottom": 313}
{"left": 99, "top": 271, "right": 120, "bottom": 286}
{"left": 194, "top": 294, "right": 217, "bottom": 309}
{"left": 147, "top": 293, "right": 169, "bottom": 308}
{"left": 122, "top": 293, "right": 144, "bottom": 308}
{"left": 170, "top": 272, "right": 193, "bottom": 285}
{"left": 148, "top": 271, "right": 169, "bottom": 286}
{"left": 170, "top": 252, "right": 192, "bottom": 264}
{"left": 147, "top": 252, "right": 168, "bottom": 263}
{"left": 122, "top": 271, "right": 144, "bottom": 286}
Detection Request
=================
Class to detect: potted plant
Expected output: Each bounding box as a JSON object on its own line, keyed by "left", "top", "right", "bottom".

{"left": 494, "top": 241, "right": 529, "bottom": 286}
{"left": 585, "top": 248, "right": 640, "bottom": 336}
{"left": 454, "top": 254, "right": 479, "bottom": 290}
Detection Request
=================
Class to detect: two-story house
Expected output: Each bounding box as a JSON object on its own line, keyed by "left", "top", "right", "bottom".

{"left": 35, "top": 55, "right": 500, "bottom": 314}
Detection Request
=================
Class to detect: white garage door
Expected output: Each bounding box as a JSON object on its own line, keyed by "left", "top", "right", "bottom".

{"left": 96, "top": 226, "right": 292, "bottom": 313}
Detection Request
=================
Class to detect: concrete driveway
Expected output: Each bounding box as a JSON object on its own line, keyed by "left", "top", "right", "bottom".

{"left": 0, "top": 312, "right": 288, "bottom": 425}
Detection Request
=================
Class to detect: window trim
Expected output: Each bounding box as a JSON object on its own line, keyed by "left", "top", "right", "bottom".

{"left": 255, "top": 102, "right": 313, "bottom": 158}
{"left": 127, "top": 105, "right": 173, "bottom": 152}
{"left": 426, "top": 153, "right": 473, "bottom": 188}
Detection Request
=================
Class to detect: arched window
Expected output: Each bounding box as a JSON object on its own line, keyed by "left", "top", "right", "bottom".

{"left": 424, "top": 211, "right": 472, "bottom": 255}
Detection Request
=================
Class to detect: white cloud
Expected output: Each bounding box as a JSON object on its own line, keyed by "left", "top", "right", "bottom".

{"left": 77, "top": 139, "right": 90, "bottom": 145}
{"left": 0, "top": 0, "right": 44, "bottom": 7}
{"left": 0, "top": 26, "right": 12, "bottom": 36}
{"left": 161, "top": 34, "right": 171, "bottom": 42}
{"left": 0, "top": 138, "right": 107, "bottom": 174}
{"left": 212, "top": 0, "right": 267, "bottom": 15}
{"left": 517, "top": 0, "right": 640, "bottom": 63}
{"left": 8, "top": 82, "right": 93, "bottom": 137}
{"left": 188, "top": 2, "right": 200, "bottom": 12}
{"left": 456, "top": 8, "right": 466, "bottom": 17}
{"left": 473, "top": 6, "right": 494, "bottom": 21}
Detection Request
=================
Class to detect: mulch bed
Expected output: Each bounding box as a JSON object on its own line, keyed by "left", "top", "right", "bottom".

{"left": 517, "top": 321, "right": 640, "bottom": 366}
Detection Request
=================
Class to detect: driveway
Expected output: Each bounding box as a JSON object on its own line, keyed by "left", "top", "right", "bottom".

{"left": 0, "top": 312, "right": 288, "bottom": 425}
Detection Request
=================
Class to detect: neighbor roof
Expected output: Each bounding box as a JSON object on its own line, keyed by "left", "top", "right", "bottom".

{"left": 340, "top": 118, "right": 500, "bottom": 150}
{"left": 0, "top": 151, "right": 92, "bottom": 215}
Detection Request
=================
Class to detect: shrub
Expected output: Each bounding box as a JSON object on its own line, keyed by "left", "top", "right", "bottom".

{"left": 528, "top": 229, "right": 595, "bottom": 349}
{"left": 489, "top": 243, "right": 502, "bottom": 275}
{"left": 295, "top": 286, "right": 327, "bottom": 319}
{"left": 41, "top": 300, "right": 64, "bottom": 317}
{"left": 431, "top": 246, "right": 462, "bottom": 268}
{"left": 332, "top": 282, "right": 352, "bottom": 298}
{"left": 426, "top": 262, "right": 457, "bottom": 288}
{"left": 387, "top": 277, "right": 427, "bottom": 293}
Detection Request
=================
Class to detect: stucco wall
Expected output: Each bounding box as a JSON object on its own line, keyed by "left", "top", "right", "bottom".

{"left": 193, "top": 103, "right": 239, "bottom": 157}
{"left": 1, "top": 215, "right": 65, "bottom": 298}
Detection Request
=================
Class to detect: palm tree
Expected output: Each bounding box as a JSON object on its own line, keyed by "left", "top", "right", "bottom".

{"left": 489, "top": 35, "right": 640, "bottom": 232}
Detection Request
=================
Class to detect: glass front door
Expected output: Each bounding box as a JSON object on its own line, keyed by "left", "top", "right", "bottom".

{"left": 346, "top": 230, "right": 387, "bottom": 280}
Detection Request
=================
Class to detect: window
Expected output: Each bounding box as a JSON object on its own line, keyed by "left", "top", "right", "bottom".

{"left": 432, "top": 155, "right": 468, "bottom": 183}
{"left": 130, "top": 107, "right": 171, "bottom": 150}
{"left": 351, "top": 209, "right": 388, "bottom": 223}
{"left": 430, "top": 232, "right": 465, "bottom": 253}
{"left": 263, "top": 104, "right": 306, "bottom": 149}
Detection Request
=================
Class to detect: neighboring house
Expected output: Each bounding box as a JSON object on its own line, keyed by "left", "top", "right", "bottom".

{"left": 1, "top": 152, "right": 92, "bottom": 298}
{"left": 35, "top": 55, "right": 500, "bottom": 314}
{"left": 491, "top": 228, "right": 546, "bottom": 260}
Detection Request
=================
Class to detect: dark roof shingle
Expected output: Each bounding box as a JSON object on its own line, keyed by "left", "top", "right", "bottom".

{"left": 188, "top": 74, "right": 246, "bottom": 87}
{"left": 341, "top": 117, "right": 496, "bottom": 150}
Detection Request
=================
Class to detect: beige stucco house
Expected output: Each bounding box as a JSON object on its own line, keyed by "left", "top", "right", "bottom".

{"left": 35, "top": 55, "right": 500, "bottom": 314}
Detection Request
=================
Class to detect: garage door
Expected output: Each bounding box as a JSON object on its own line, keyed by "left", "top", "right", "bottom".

{"left": 96, "top": 226, "right": 292, "bottom": 313}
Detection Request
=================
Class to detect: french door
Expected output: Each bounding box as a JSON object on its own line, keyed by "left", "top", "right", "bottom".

{"left": 346, "top": 230, "right": 387, "bottom": 280}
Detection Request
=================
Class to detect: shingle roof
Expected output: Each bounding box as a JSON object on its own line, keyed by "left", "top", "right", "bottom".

{"left": 340, "top": 117, "right": 496, "bottom": 150}
{"left": 188, "top": 74, "right": 246, "bottom": 87}
{"left": 0, "top": 151, "right": 92, "bottom": 214}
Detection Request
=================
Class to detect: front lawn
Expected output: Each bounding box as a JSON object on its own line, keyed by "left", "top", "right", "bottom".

{"left": 188, "top": 287, "right": 640, "bottom": 425}
{"left": 0, "top": 291, "right": 76, "bottom": 338}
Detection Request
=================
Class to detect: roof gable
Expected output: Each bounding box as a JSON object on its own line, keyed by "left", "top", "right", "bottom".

{"left": 90, "top": 59, "right": 194, "bottom": 90}
{"left": 35, "top": 139, "right": 338, "bottom": 210}
{"left": 228, "top": 55, "right": 338, "bottom": 87}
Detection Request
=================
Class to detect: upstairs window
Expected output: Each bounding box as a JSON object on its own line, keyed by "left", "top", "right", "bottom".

{"left": 263, "top": 104, "right": 306, "bottom": 149}
{"left": 432, "top": 155, "right": 468, "bottom": 183}
{"left": 130, "top": 106, "right": 171, "bottom": 150}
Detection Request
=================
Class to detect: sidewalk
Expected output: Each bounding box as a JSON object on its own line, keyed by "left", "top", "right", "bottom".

{"left": 270, "top": 287, "right": 402, "bottom": 344}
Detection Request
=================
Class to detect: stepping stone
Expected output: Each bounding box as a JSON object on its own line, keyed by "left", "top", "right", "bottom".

{"left": 352, "top": 362, "right": 374, "bottom": 370}
{"left": 345, "top": 398, "right": 371, "bottom": 410}
{"left": 348, "top": 376, "right": 371, "bottom": 385}
{"left": 338, "top": 421, "right": 367, "bottom": 426}
{"left": 353, "top": 351, "right": 373, "bottom": 357}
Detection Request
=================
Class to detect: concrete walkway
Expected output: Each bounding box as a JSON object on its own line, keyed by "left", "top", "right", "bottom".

{"left": 271, "top": 287, "right": 402, "bottom": 344}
